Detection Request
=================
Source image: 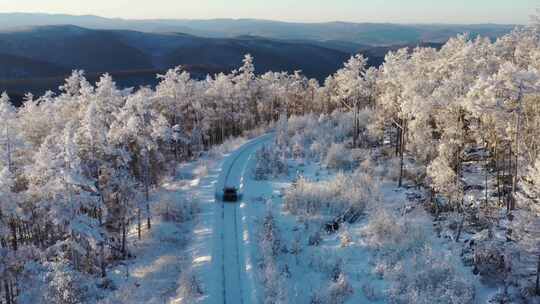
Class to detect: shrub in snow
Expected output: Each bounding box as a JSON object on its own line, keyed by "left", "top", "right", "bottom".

{"left": 363, "top": 202, "right": 475, "bottom": 303}
{"left": 427, "top": 154, "right": 462, "bottom": 206}
{"left": 260, "top": 260, "right": 280, "bottom": 302}
{"left": 305, "top": 249, "right": 346, "bottom": 280}
{"left": 263, "top": 267, "right": 280, "bottom": 302}
{"left": 384, "top": 158, "right": 401, "bottom": 182}
{"left": 177, "top": 270, "right": 204, "bottom": 301}
{"left": 253, "top": 146, "right": 272, "bottom": 180}
{"left": 193, "top": 161, "right": 209, "bottom": 178}
{"left": 154, "top": 195, "right": 199, "bottom": 223}
{"left": 373, "top": 260, "right": 389, "bottom": 279}
{"left": 96, "top": 277, "right": 116, "bottom": 290}
{"left": 283, "top": 172, "right": 369, "bottom": 217}
{"left": 351, "top": 167, "right": 381, "bottom": 206}
{"left": 290, "top": 235, "right": 303, "bottom": 264}
{"left": 257, "top": 210, "right": 288, "bottom": 304}
{"left": 243, "top": 124, "right": 270, "bottom": 139}
{"left": 333, "top": 111, "right": 355, "bottom": 143}
{"left": 208, "top": 136, "right": 247, "bottom": 158}
{"left": 261, "top": 211, "right": 282, "bottom": 257}
{"left": 473, "top": 242, "right": 508, "bottom": 284}
{"left": 276, "top": 113, "right": 290, "bottom": 151}
{"left": 351, "top": 148, "right": 369, "bottom": 164}
{"left": 309, "top": 141, "right": 325, "bottom": 161}
{"left": 282, "top": 111, "right": 361, "bottom": 163}
{"left": 16, "top": 260, "right": 49, "bottom": 304}
{"left": 363, "top": 209, "right": 427, "bottom": 254}
{"left": 489, "top": 292, "right": 512, "bottom": 304}
{"left": 363, "top": 209, "right": 405, "bottom": 248}
{"left": 44, "top": 259, "right": 94, "bottom": 304}
{"left": 292, "top": 139, "right": 305, "bottom": 160}
{"left": 404, "top": 164, "right": 426, "bottom": 187}
{"left": 326, "top": 273, "right": 354, "bottom": 304}
{"left": 308, "top": 231, "right": 322, "bottom": 247}
{"left": 330, "top": 258, "right": 344, "bottom": 281}
{"left": 339, "top": 229, "right": 353, "bottom": 248}
{"left": 387, "top": 247, "right": 475, "bottom": 304}
{"left": 253, "top": 145, "right": 288, "bottom": 180}
{"left": 100, "top": 286, "right": 138, "bottom": 304}
{"left": 324, "top": 143, "right": 352, "bottom": 170}
{"left": 287, "top": 114, "right": 315, "bottom": 136}
{"left": 309, "top": 290, "right": 325, "bottom": 304}
{"left": 362, "top": 282, "right": 381, "bottom": 301}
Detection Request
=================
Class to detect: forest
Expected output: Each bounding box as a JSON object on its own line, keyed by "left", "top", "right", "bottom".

{"left": 1, "top": 13, "right": 540, "bottom": 304}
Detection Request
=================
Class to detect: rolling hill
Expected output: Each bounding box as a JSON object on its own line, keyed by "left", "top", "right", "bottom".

{"left": 0, "top": 53, "right": 70, "bottom": 79}
{"left": 0, "top": 25, "right": 351, "bottom": 80}
{"left": 0, "top": 25, "right": 154, "bottom": 72}
{"left": 0, "top": 25, "right": 351, "bottom": 104}
{"left": 0, "top": 13, "right": 516, "bottom": 46}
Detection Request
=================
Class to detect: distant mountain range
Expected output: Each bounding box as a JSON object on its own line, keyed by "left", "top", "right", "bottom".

{"left": 0, "top": 13, "right": 517, "bottom": 105}
{"left": 0, "top": 13, "right": 516, "bottom": 45}
{"left": 0, "top": 25, "right": 352, "bottom": 104}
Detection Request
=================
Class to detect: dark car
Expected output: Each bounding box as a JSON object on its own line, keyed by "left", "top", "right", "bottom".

{"left": 223, "top": 187, "right": 239, "bottom": 202}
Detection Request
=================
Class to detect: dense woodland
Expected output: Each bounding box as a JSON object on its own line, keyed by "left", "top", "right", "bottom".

{"left": 2, "top": 14, "right": 540, "bottom": 304}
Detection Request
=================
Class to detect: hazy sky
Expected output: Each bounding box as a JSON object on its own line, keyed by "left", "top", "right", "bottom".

{"left": 0, "top": 0, "right": 537, "bottom": 24}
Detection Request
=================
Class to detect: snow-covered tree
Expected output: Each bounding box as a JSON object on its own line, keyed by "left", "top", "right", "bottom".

{"left": 331, "top": 54, "right": 373, "bottom": 147}
{"left": 109, "top": 87, "right": 170, "bottom": 234}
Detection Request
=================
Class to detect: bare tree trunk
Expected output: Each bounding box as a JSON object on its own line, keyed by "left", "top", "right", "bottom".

{"left": 137, "top": 207, "right": 141, "bottom": 240}
{"left": 146, "top": 200, "right": 151, "bottom": 231}
{"left": 121, "top": 216, "right": 127, "bottom": 259}
{"left": 455, "top": 215, "right": 465, "bottom": 242}
{"left": 8, "top": 280, "right": 14, "bottom": 304}
{"left": 5, "top": 123, "right": 12, "bottom": 173}
{"left": 173, "top": 115, "right": 180, "bottom": 162}
{"left": 4, "top": 279, "right": 11, "bottom": 304}
{"left": 9, "top": 221, "right": 17, "bottom": 251}
{"left": 495, "top": 143, "right": 502, "bottom": 205}
{"left": 353, "top": 104, "right": 359, "bottom": 148}
{"left": 144, "top": 152, "right": 151, "bottom": 231}
{"left": 398, "top": 121, "right": 406, "bottom": 188}
{"left": 395, "top": 127, "right": 401, "bottom": 156}
{"left": 100, "top": 242, "right": 106, "bottom": 278}
{"left": 455, "top": 198, "right": 465, "bottom": 242}
{"left": 71, "top": 233, "right": 80, "bottom": 271}
{"left": 430, "top": 188, "right": 439, "bottom": 218}
{"left": 511, "top": 111, "right": 521, "bottom": 211}
{"left": 174, "top": 140, "right": 180, "bottom": 162}
{"left": 536, "top": 254, "right": 540, "bottom": 295}
{"left": 507, "top": 145, "right": 512, "bottom": 213}
{"left": 484, "top": 155, "right": 489, "bottom": 207}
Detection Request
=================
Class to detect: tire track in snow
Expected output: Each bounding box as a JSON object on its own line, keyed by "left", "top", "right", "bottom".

{"left": 222, "top": 145, "right": 249, "bottom": 304}
{"left": 221, "top": 200, "right": 226, "bottom": 303}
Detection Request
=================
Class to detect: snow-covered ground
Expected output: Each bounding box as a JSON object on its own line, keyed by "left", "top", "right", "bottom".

{"left": 179, "top": 134, "right": 273, "bottom": 304}
{"left": 243, "top": 156, "right": 497, "bottom": 303}
{"left": 99, "top": 133, "right": 279, "bottom": 304}
{"left": 98, "top": 136, "right": 255, "bottom": 303}
{"left": 99, "top": 130, "right": 499, "bottom": 304}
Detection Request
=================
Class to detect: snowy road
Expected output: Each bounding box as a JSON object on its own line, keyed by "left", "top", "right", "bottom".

{"left": 216, "top": 134, "right": 273, "bottom": 304}
{"left": 186, "top": 134, "right": 272, "bottom": 304}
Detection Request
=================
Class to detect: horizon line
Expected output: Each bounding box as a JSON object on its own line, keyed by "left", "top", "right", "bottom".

{"left": 0, "top": 11, "right": 524, "bottom": 26}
